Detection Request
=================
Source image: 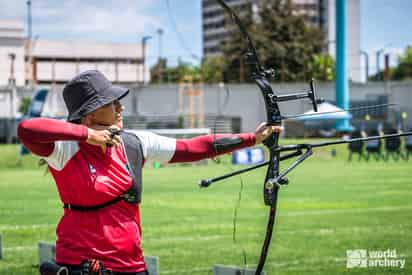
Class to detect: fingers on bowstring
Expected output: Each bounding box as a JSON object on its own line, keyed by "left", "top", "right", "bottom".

{"left": 272, "top": 126, "right": 284, "bottom": 133}
{"left": 112, "top": 134, "right": 122, "bottom": 145}
{"left": 103, "top": 131, "right": 116, "bottom": 146}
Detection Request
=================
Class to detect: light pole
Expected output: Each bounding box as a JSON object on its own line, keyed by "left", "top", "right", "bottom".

{"left": 360, "top": 50, "right": 369, "bottom": 83}
{"left": 141, "top": 36, "right": 152, "bottom": 83}
{"left": 8, "top": 53, "right": 16, "bottom": 86}
{"left": 157, "top": 28, "right": 164, "bottom": 60}
{"left": 335, "top": 0, "right": 351, "bottom": 131}
{"left": 132, "top": 36, "right": 152, "bottom": 115}
{"left": 384, "top": 53, "right": 390, "bottom": 81}
{"left": 27, "top": 35, "right": 39, "bottom": 87}
{"left": 157, "top": 28, "right": 164, "bottom": 83}
{"left": 376, "top": 48, "right": 385, "bottom": 80}
{"left": 8, "top": 53, "right": 17, "bottom": 144}
{"left": 27, "top": 0, "right": 32, "bottom": 40}
{"left": 26, "top": 0, "right": 34, "bottom": 87}
{"left": 376, "top": 44, "right": 392, "bottom": 81}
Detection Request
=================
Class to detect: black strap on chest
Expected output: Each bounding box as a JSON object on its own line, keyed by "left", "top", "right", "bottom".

{"left": 120, "top": 131, "right": 143, "bottom": 204}
{"left": 63, "top": 131, "right": 143, "bottom": 211}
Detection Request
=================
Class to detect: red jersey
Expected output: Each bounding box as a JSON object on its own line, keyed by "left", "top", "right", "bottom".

{"left": 18, "top": 118, "right": 255, "bottom": 273}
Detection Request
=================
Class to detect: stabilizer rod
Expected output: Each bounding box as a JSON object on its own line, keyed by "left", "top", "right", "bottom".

{"left": 200, "top": 131, "right": 412, "bottom": 188}
{"left": 309, "top": 131, "right": 412, "bottom": 149}
{"left": 199, "top": 150, "right": 303, "bottom": 187}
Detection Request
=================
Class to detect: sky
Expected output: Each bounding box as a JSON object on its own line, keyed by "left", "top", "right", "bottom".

{"left": 361, "top": 0, "right": 412, "bottom": 71}
{"left": 0, "top": 0, "right": 411, "bottom": 71}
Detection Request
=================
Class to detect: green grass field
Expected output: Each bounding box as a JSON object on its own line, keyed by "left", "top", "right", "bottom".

{"left": 0, "top": 142, "right": 411, "bottom": 274}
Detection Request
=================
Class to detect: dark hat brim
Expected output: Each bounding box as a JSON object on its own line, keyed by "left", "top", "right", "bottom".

{"left": 67, "top": 85, "right": 129, "bottom": 122}
{"left": 105, "top": 84, "right": 130, "bottom": 101}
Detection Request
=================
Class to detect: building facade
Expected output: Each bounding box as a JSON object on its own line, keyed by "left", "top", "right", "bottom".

{"left": 0, "top": 20, "right": 26, "bottom": 87}
{"left": 0, "top": 20, "right": 148, "bottom": 87}
{"left": 202, "top": 0, "right": 361, "bottom": 82}
{"left": 30, "top": 40, "right": 146, "bottom": 85}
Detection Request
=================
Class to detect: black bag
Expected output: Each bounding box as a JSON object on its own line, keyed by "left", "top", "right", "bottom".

{"left": 39, "top": 261, "right": 69, "bottom": 275}
{"left": 40, "top": 259, "right": 106, "bottom": 275}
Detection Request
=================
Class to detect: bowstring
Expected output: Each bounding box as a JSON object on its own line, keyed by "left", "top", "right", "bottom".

{"left": 212, "top": 83, "right": 248, "bottom": 271}
{"left": 212, "top": 84, "right": 230, "bottom": 164}
{"left": 232, "top": 175, "right": 248, "bottom": 271}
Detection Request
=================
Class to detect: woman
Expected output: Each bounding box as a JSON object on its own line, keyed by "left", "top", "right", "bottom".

{"left": 18, "top": 70, "right": 282, "bottom": 275}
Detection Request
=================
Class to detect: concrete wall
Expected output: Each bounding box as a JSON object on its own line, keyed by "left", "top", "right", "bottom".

{"left": 124, "top": 81, "right": 412, "bottom": 132}
{"left": 1, "top": 81, "right": 410, "bottom": 135}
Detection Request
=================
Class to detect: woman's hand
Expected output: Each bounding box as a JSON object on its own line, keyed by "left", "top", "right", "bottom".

{"left": 255, "top": 123, "right": 283, "bottom": 144}
{"left": 86, "top": 125, "right": 121, "bottom": 147}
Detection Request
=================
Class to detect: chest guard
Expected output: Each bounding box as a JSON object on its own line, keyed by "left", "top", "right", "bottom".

{"left": 63, "top": 131, "right": 144, "bottom": 211}
{"left": 120, "top": 131, "right": 144, "bottom": 204}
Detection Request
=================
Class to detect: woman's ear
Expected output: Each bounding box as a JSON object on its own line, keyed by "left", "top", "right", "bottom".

{"left": 81, "top": 114, "right": 92, "bottom": 126}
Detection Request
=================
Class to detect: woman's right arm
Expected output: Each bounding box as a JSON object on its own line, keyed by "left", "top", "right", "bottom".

{"left": 17, "top": 118, "right": 89, "bottom": 157}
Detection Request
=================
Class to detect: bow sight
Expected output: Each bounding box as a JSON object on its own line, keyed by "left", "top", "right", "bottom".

{"left": 269, "top": 79, "right": 322, "bottom": 112}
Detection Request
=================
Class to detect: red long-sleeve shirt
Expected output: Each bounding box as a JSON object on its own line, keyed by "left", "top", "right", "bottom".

{"left": 18, "top": 118, "right": 255, "bottom": 272}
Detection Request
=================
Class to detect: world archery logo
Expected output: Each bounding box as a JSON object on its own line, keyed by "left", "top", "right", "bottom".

{"left": 346, "top": 249, "right": 368, "bottom": 268}
{"left": 347, "top": 249, "right": 406, "bottom": 269}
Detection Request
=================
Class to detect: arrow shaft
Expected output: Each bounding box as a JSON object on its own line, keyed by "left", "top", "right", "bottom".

{"left": 311, "top": 131, "right": 412, "bottom": 148}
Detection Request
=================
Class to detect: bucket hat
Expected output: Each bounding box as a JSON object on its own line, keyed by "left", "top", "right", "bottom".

{"left": 63, "top": 70, "right": 129, "bottom": 122}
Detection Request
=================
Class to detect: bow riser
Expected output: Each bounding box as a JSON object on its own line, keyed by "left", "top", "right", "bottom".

{"left": 254, "top": 78, "right": 283, "bottom": 125}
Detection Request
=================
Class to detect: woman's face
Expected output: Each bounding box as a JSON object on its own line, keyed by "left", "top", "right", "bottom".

{"left": 86, "top": 100, "right": 124, "bottom": 128}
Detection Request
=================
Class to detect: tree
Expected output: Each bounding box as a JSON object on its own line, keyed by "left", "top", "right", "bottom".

{"left": 150, "top": 59, "right": 201, "bottom": 83}
{"left": 149, "top": 57, "right": 225, "bottom": 84}
{"left": 307, "top": 54, "right": 335, "bottom": 81}
{"left": 18, "top": 96, "right": 31, "bottom": 115}
{"left": 221, "top": 0, "right": 325, "bottom": 82}
{"left": 200, "top": 57, "right": 225, "bottom": 83}
{"left": 220, "top": 3, "right": 255, "bottom": 82}
{"left": 150, "top": 58, "right": 168, "bottom": 83}
{"left": 392, "top": 46, "right": 412, "bottom": 80}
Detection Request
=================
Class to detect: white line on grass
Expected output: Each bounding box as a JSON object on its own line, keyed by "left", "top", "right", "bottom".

{"left": 161, "top": 266, "right": 211, "bottom": 274}
{"left": 152, "top": 257, "right": 348, "bottom": 274}
{"left": 143, "top": 223, "right": 407, "bottom": 245}
{"left": 4, "top": 245, "right": 37, "bottom": 251}
{"left": 1, "top": 205, "right": 410, "bottom": 232}
{"left": 1, "top": 204, "right": 408, "bottom": 233}
{"left": 0, "top": 224, "right": 55, "bottom": 230}
{"left": 278, "top": 205, "right": 412, "bottom": 217}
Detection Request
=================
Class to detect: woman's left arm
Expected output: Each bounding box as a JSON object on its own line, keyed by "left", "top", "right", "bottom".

{"left": 170, "top": 133, "right": 256, "bottom": 163}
